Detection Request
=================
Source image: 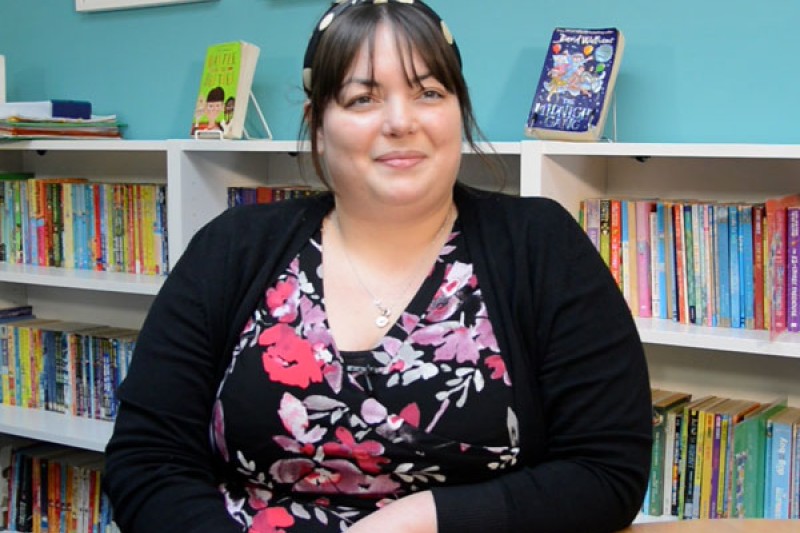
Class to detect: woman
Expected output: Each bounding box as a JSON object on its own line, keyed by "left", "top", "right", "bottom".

{"left": 104, "top": 2, "right": 652, "bottom": 532}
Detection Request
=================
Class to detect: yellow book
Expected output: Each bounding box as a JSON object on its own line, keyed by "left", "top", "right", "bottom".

{"left": 31, "top": 327, "right": 43, "bottom": 409}
{"left": 122, "top": 184, "right": 132, "bottom": 273}
{"left": 141, "top": 184, "right": 156, "bottom": 275}
{"left": 6, "top": 324, "right": 16, "bottom": 406}
{"left": 18, "top": 324, "right": 31, "bottom": 409}
{"left": 62, "top": 182, "right": 75, "bottom": 269}
{"left": 699, "top": 398, "right": 736, "bottom": 518}
{"left": 0, "top": 323, "right": 10, "bottom": 404}
{"left": 103, "top": 183, "right": 115, "bottom": 272}
{"left": 690, "top": 396, "right": 726, "bottom": 518}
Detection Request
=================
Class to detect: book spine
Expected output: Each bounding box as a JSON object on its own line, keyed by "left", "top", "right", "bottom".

{"left": 680, "top": 405, "right": 700, "bottom": 518}
{"left": 792, "top": 423, "right": 800, "bottom": 519}
{"left": 610, "top": 199, "right": 622, "bottom": 289}
{"left": 753, "top": 204, "right": 766, "bottom": 329}
{"left": 708, "top": 412, "right": 723, "bottom": 518}
{"left": 768, "top": 201, "right": 789, "bottom": 333}
{"left": 691, "top": 203, "right": 704, "bottom": 325}
{"left": 649, "top": 210, "right": 661, "bottom": 319}
{"left": 787, "top": 206, "right": 800, "bottom": 331}
{"left": 627, "top": 200, "right": 639, "bottom": 316}
{"left": 683, "top": 204, "right": 697, "bottom": 324}
{"left": 728, "top": 204, "right": 741, "bottom": 328}
{"left": 656, "top": 205, "right": 668, "bottom": 319}
{"left": 649, "top": 405, "right": 666, "bottom": 516}
{"left": 673, "top": 204, "right": 688, "bottom": 323}
{"left": 703, "top": 204, "right": 717, "bottom": 326}
{"left": 766, "top": 419, "right": 792, "bottom": 518}
{"left": 599, "top": 199, "right": 611, "bottom": 268}
{"left": 662, "top": 202, "right": 677, "bottom": 322}
{"left": 740, "top": 205, "right": 755, "bottom": 329}
{"left": 717, "top": 206, "right": 731, "bottom": 327}
{"left": 620, "top": 199, "right": 631, "bottom": 304}
{"left": 636, "top": 201, "right": 653, "bottom": 318}
{"left": 717, "top": 412, "right": 732, "bottom": 517}
{"left": 697, "top": 407, "right": 714, "bottom": 518}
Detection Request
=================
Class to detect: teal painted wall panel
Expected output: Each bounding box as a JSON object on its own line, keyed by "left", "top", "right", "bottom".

{"left": 0, "top": 0, "right": 794, "bottom": 143}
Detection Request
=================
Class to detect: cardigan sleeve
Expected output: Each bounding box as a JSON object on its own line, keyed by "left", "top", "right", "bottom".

{"left": 431, "top": 197, "right": 652, "bottom": 533}
{"left": 103, "top": 215, "right": 244, "bottom": 533}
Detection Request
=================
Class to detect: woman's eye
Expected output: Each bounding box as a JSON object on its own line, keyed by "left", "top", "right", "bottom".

{"left": 347, "top": 95, "right": 375, "bottom": 107}
{"left": 420, "top": 89, "right": 444, "bottom": 100}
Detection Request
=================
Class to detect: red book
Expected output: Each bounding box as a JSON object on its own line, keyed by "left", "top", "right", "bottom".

{"left": 256, "top": 186, "right": 274, "bottom": 204}
{"left": 92, "top": 183, "right": 103, "bottom": 271}
{"left": 610, "top": 199, "right": 622, "bottom": 289}
{"left": 765, "top": 194, "right": 800, "bottom": 334}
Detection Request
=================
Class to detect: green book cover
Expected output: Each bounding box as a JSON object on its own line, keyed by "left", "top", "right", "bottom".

{"left": 731, "top": 399, "right": 787, "bottom": 518}
{"left": 649, "top": 390, "right": 692, "bottom": 516}
{"left": 190, "top": 41, "right": 260, "bottom": 140}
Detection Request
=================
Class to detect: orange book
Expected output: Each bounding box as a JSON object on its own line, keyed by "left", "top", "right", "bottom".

{"left": 256, "top": 186, "right": 274, "bottom": 204}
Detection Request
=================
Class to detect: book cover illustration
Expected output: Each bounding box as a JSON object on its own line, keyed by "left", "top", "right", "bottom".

{"left": 190, "top": 41, "right": 260, "bottom": 140}
{"left": 525, "top": 28, "right": 624, "bottom": 142}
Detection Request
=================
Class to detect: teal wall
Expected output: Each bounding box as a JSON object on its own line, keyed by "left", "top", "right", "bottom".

{"left": 0, "top": 0, "right": 793, "bottom": 143}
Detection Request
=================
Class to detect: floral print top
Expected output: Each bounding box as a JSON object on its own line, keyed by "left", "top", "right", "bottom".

{"left": 211, "top": 220, "right": 519, "bottom": 533}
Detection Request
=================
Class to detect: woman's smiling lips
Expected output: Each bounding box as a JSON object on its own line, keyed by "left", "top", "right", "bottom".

{"left": 375, "top": 151, "right": 426, "bottom": 169}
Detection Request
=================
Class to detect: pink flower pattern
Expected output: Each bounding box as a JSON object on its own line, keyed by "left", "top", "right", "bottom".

{"left": 212, "top": 225, "right": 519, "bottom": 532}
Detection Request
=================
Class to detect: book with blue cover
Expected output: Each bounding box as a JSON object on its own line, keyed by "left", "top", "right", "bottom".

{"left": 525, "top": 27, "right": 625, "bottom": 141}
{"left": 729, "top": 205, "right": 742, "bottom": 328}
{"left": 715, "top": 205, "right": 731, "bottom": 328}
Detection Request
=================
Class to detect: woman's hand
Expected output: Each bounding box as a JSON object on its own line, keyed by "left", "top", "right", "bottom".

{"left": 346, "top": 491, "right": 437, "bottom": 533}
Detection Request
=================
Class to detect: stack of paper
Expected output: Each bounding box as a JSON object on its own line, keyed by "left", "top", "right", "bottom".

{"left": 0, "top": 100, "right": 124, "bottom": 139}
{"left": 0, "top": 115, "right": 124, "bottom": 139}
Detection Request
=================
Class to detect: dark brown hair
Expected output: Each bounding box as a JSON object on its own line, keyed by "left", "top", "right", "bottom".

{"left": 299, "top": 3, "right": 500, "bottom": 189}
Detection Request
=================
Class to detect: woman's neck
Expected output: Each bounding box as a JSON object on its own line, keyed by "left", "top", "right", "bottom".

{"left": 329, "top": 198, "right": 456, "bottom": 267}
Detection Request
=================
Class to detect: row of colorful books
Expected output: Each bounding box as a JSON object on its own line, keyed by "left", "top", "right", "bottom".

{"left": 227, "top": 185, "right": 317, "bottom": 207}
{"left": 0, "top": 173, "right": 168, "bottom": 276}
{"left": 0, "top": 438, "right": 118, "bottom": 533}
{"left": 0, "top": 313, "right": 137, "bottom": 421}
{"left": 643, "top": 389, "right": 799, "bottom": 520}
{"left": 579, "top": 194, "right": 800, "bottom": 333}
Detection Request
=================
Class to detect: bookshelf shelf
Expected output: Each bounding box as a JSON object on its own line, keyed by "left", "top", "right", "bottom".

{"left": 0, "top": 263, "right": 163, "bottom": 295}
{"left": 635, "top": 318, "right": 800, "bottom": 359}
{"left": 0, "top": 405, "right": 112, "bottom": 452}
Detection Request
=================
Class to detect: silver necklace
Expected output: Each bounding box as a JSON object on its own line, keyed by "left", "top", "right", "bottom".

{"left": 333, "top": 207, "right": 453, "bottom": 328}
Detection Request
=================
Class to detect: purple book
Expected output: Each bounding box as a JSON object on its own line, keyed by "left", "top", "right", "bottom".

{"left": 525, "top": 28, "right": 625, "bottom": 141}
{"left": 787, "top": 206, "right": 800, "bottom": 332}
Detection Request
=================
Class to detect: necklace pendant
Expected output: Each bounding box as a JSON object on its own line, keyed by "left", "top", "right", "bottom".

{"left": 375, "top": 315, "right": 390, "bottom": 328}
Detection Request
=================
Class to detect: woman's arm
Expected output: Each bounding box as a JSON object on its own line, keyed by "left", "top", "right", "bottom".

{"left": 103, "top": 219, "right": 243, "bottom": 533}
{"left": 431, "top": 196, "right": 652, "bottom": 533}
{"left": 346, "top": 491, "right": 437, "bottom": 533}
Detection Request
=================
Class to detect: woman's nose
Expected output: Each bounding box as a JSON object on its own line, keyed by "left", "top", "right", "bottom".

{"left": 382, "top": 98, "right": 417, "bottom": 137}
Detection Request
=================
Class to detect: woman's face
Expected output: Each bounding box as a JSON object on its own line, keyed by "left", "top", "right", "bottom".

{"left": 317, "top": 23, "right": 463, "bottom": 212}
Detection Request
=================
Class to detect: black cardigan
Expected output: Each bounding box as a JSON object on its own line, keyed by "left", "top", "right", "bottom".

{"left": 104, "top": 185, "right": 652, "bottom": 533}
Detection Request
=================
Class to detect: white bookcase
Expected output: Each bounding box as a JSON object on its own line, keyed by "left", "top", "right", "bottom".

{"left": 0, "top": 138, "right": 798, "bottom": 452}
{"left": 524, "top": 141, "right": 800, "bottom": 408}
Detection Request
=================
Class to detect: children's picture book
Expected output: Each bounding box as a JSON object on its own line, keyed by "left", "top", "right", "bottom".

{"left": 525, "top": 27, "right": 625, "bottom": 142}
{"left": 190, "top": 41, "right": 260, "bottom": 140}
